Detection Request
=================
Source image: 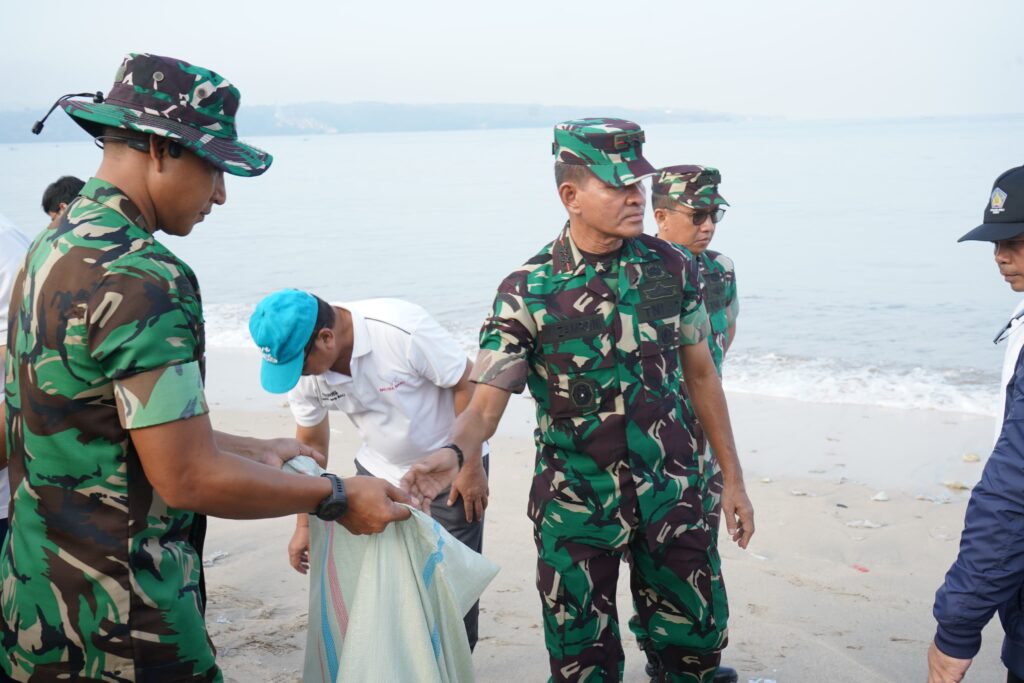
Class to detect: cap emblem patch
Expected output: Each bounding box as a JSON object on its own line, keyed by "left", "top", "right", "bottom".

{"left": 991, "top": 187, "right": 1008, "bottom": 214}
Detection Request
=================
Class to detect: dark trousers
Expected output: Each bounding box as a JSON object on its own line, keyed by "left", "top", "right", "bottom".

{"left": 1010, "top": 669, "right": 1024, "bottom": 683}
{"left": 354, "top": 457, "right": 487, "bottom": 651}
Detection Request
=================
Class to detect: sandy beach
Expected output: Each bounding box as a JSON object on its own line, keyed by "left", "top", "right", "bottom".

{"left": 201, "top": 350, "right": 1008, "bottom": 682}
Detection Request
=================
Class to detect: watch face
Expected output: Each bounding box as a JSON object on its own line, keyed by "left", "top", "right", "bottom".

{"left": 318, "top": 500, "right": 347, "bottom": 521}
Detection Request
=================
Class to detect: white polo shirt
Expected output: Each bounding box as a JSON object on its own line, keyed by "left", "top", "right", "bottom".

{"left": 0, "top": 214, "right": 31, "bottom": 522}
{"left": 288, "top": 299, "right": 478, "bottom": 486}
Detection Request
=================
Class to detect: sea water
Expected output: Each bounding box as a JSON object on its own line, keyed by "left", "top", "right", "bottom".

{"left": 2, "top": 116, "right": 1021, "bottom": 415}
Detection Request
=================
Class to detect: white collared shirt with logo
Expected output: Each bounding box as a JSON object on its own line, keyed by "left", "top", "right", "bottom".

{"left": 288, "top": 299, "right": 477, "bottom": 486}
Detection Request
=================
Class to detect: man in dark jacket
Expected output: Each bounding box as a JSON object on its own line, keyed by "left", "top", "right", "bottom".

{"left": 930, "top": 164, "right": 1024, "bottom": 683}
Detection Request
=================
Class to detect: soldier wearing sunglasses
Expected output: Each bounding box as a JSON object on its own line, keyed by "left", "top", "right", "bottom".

{"left": 653, "top": 166, "right": 736, "bottom": 373}
{"left": 651, "top": 165, "right": 739, "bottom": 683}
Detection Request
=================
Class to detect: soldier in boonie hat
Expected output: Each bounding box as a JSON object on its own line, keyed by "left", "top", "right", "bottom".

{"left": 2, "top": 53, "right": 412, "bottom": 682}
{"left": 33, "top": 52, "right": 271, "bottom": 176}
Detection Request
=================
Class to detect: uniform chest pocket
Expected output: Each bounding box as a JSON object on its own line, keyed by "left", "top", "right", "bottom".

{"left": 539, "top": 315, "right": 617, "bottom": 419}
{"left": 703, "top": 271, "right": 729, "bottom": 315}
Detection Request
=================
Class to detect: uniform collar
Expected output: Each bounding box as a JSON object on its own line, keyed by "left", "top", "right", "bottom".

{"left": 551, "top": 222, "right": 659, "bottom": 293}
{"left": 347, "top": 306, "right": 372, "bottom": 360}
{"left": 78, "top": 177, "right": 152, "bottom": 233}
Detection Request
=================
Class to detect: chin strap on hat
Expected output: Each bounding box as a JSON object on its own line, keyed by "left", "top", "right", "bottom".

{"left": 32, "top": 91, "right": 105, "bottom": 135}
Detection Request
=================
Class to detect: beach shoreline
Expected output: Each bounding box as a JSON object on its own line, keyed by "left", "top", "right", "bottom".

{"left": 201, "top": 347, "right": 1007, "bottom": 682}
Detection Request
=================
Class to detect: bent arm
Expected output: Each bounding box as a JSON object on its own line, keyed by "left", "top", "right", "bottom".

{"left": 933, "top": 412, "right": 1024, "bottom": 659}
{"left": 295, "top": 416, "right": 331, "bottom": 465}
{"left": 451, "top": 360, "right": 475, "bottom": 417}
{"left": 680, "top": 342, "right": 741, "bottom": 481}
{"left": 450, "top": 383, "right": 510, "bottom": 462}
{"left": 132, "top": 413, "right": 332, "bottom": 518}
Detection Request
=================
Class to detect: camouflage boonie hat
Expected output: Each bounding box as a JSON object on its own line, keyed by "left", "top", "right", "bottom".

{"left": 62, "top": 53, "right": 271, "bottom": 177}
{"left": 552, "top": 118, "right": 657, "bottom": 187}
{"left": 652, "top": 165, "right": 729, "bottom": 209}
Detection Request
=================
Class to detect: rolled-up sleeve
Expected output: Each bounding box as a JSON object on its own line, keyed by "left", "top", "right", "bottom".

{"left": 471, "top": 271, "right": 535, "bottom": 394}
{"left": 88, "top": 259, "right": 208, "bottom": 430}
{"left": 679, "top": 252, "right": 710, "bottom": 346}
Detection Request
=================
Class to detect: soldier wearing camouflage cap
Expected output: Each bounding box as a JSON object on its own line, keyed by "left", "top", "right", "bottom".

{"left": 651, "top": 164, "right": 739, "bottom": 683}
{"left": 1, "top": 53, "right": 412, "bottom": 682}
{"left": 653, "top": 165, "right": 736, "bottom": 367}
{"left": 402, "top": 119, "right": 755, "bottom": 682}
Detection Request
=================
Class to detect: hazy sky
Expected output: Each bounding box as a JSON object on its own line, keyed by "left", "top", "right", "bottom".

{"left": 2, "top": 0, "right": 1022, "bottom": 119}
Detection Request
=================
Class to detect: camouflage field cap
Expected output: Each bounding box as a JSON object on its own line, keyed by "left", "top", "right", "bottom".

{"left": 651, "top": 165, "right": 729, "bottom": 209}
{"left": 62, "top": 53, "right": 271, "bottom": 177}
{"left": 552, "top": 118, "right": 657, "bottom": 187}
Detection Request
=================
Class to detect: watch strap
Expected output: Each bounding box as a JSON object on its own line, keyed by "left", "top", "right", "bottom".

{"left": 442, "top": 442, "right": 464, "bottom": 470}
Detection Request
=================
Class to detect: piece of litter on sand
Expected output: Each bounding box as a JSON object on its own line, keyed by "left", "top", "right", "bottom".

{"left": 748, "top": 679, "right": 778, "bottom": 683}
{"left": 852, "top": 564, "right": 870, "bottom": 573}
{"left": 790, "top": 490, "right": 809, "bottom": 497}
{"left": 846, "top": 520, "right": 884, "bottom": 529}
{"left": 760, "top": 477, "right": 773, "bottom": 483}
{"left": 202, "top": 550, "right": 229, "bottom": 568}
{"left": 748, "top": 551, "right": 769, "bottom": 561}
{"left": 871, "top": 491, "right": 890, "bottom": 502}
{"left": 215, "top": 615, "right": 232, "bottom": 624}
{"left": 962, "top": 452, "right": 981, "bottom": 463}
{"left": 836, "top": 503, "right": 849, "bottom": 508}
{"left": 916, "top": 494, "right": 952, "bottom": 504}
{"left": 929, "top": 529, "right": 957, "bottom": 541}
{"left": 942, "top": 480, "right": 971, "bottom": 491}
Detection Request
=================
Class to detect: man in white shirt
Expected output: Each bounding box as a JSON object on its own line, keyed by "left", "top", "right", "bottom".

{"left": 249, "top": 289, "right": 487, "bottom": 650}
{"left": 0, "top": 213, "right": 31, "bottom": 543}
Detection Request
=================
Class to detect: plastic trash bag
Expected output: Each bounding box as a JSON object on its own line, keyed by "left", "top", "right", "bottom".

{"left": 284, "top": 456, "right": 499, "bottom": 682}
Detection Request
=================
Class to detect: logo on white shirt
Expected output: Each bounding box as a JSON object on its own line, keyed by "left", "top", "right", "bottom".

{"left": 378, "top": 379, "right": 406, "bottom": 393}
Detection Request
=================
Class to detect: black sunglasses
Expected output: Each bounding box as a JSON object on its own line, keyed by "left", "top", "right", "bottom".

{"left": 667, "top": 206, "right": 726, "bottom": 226}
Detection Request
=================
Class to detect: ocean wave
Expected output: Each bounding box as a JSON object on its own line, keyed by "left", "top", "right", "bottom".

{"left": 203, "top": 304, "right": 1001, "bottom": 416}
{"left": 723, "top": 352, "right": 999, "bottom": 416}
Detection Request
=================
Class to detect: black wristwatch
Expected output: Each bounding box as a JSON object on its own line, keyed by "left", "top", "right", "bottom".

{"left": 442, "top": 442, "right": 465, "bottom": 470}
{"left": 314, "top": 473, "right": 348, "bottom": 521}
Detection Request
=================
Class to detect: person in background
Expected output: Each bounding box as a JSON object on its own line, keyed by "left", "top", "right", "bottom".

{"left": 40, "top": 175, "right": 85, "bottom": 227}
{"left": 929, "top": 164, "right": 1024, "bottom": 683}
{"left": 652, "top": 165, "right": 739, "bottom": 683}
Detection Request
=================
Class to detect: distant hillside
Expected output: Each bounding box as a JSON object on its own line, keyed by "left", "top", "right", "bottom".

{"left": 0, "top": 102, "right": 737, "bottom": 143}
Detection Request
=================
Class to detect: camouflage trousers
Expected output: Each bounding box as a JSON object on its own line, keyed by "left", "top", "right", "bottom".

{"left": 534, "top": 516, "right": 728, "bottom": 683}
{"left": 629, "top": 441, "right": 726, "bottom": 682}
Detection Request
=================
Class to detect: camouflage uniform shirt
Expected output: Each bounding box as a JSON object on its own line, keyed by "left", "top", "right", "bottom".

{"left": 1, "top": 178, "right": 219, "bottom": 682}
{"left": 472, "top": 223, "right": 711, "bottom": 549}
{"left": 696, "top": 250, "right": 738, "bottom": 374}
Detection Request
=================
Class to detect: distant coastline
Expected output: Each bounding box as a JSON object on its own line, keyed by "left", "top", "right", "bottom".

{"left": 0, "top": 102, "right": 740, "bottom": 143}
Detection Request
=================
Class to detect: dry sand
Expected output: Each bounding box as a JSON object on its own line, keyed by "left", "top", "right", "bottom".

{"left": 201, "top": 351, "right": 1009, "bottom": 682}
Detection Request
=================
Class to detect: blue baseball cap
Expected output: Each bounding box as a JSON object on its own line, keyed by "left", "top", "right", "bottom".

{"left": 248, "top": 289, "right": 318, "bottom": 394}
